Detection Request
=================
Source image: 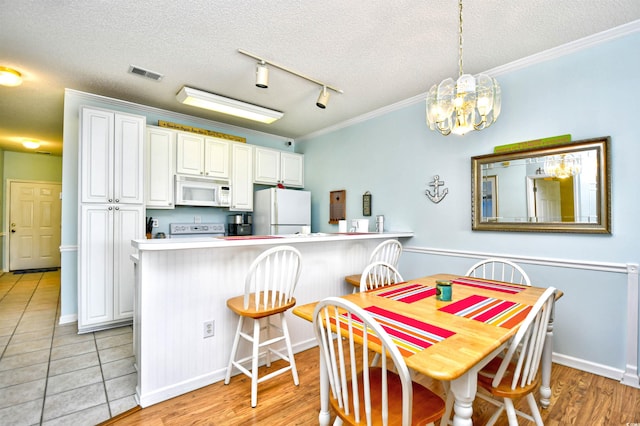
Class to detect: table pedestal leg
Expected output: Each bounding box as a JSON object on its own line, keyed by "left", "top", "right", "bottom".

{"left": 318, "top": 348, "right": 331, "bottom": 425}
{"left": 450, "top": 373, "right": 476, "bottom": 426}
{"left": 540, "top": 299, "right": 555, "bottom": 409}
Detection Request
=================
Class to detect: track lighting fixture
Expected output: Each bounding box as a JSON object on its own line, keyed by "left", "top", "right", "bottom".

{"left": 238, "top": 49, "right": 342, "bottom": 109}
{"left": 316, "top": 86, "right": 330, "bottom": 109}
{"left": 176, "top": 86, "right": 284, "bottom": 124}
{"left": 256, "top": 61, "right": 269, "bottom": 88}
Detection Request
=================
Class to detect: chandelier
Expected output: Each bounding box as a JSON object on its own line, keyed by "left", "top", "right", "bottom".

{"left": 426, "top": 0, "right": 501, "bottom": 136}
{"left": 543, "top": 154, "right": 582, "bottom": 179}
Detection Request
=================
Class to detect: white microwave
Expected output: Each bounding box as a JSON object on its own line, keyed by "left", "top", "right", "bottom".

{"left": 175, "top": 175, "right": 231, "bottom": 207}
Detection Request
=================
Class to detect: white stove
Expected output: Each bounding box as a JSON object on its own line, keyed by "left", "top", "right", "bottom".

{"left": 169, "top": 223, "right": 226, "bottom": 238}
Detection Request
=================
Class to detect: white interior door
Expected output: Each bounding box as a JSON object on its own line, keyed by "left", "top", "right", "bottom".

{"left": 534, "top": 178, "right": 562, "bottom": 222}
{"left": 9, "top": 181, "right": 62, "bottom": 271}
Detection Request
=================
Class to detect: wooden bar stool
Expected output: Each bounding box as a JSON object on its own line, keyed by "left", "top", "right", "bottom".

{"left": 346, "top": 239, "right": 403, "bottom": 293}
{"left": 224, "top": 246, "right": 302, "bottom": 407}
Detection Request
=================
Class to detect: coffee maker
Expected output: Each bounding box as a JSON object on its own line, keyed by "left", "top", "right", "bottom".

{"left": 227, "top": 213, "right": 252, "bottom": 236}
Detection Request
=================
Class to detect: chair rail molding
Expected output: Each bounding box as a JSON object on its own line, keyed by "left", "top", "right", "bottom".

{"left": 404, "top": 245, "right": 640, "bottom": 388}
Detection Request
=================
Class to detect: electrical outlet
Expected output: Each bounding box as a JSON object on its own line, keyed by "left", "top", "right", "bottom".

{"left": 194, "top": 216, "right": 201, "bottom": 224}
{"left": 151, "top": 219, "right": 159, "bottom": 228}
{"left": 203, "top": 320, "right": 214, "bottom": 338}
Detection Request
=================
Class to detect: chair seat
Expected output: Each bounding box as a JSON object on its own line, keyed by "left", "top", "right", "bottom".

{"left": 226, "top": 292, "right": 297, "bottom": 319}
{"left": 345, "top": 273, "right": 399, "bottom": 290}
{"left": 345, "top": 274, "right": 361, "bottom": 288}
{"left": 477, "top": 356, "right": 540, "bottom": 399}
{"left": 331, "top": 367, "right": 445, "bottom": 426}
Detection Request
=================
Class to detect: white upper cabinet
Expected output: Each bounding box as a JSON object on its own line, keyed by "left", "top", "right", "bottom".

{"left": 254, "top": 147, "right": 304, "bottom": 188}
{"left": 145, "top": 126, "right": 175, "bottom": 209}
{"left": 204, "top": 137, "right": 230, "bottom": 178}
{"left": 280, "top": 151, "right": 305, "bottom": 188}
{"left": 176, "top": 132, "right": 230, "bottom": 180}
{"left": 80, "top": 107, "right": 144, "bottom": 204}
{"left": 230, "top": 142, "right": 254, "bottom": 211}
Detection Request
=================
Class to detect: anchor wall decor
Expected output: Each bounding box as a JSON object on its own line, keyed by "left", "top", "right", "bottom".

{"left": 425, "top": 175, "right": 449, "bottom": 203}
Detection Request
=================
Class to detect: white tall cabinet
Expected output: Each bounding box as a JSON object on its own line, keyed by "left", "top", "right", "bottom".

{"left": 78, "top": 107, "right": 145, "bottom": 332}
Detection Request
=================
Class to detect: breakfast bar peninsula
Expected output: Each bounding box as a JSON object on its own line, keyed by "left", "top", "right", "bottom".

{"left": 130, "top": 231, "right": 413, "bottom": 407}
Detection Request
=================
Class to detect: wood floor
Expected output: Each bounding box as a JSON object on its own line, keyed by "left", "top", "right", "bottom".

{"left": 104, "top": 347, "right": 640, "bottom": 425}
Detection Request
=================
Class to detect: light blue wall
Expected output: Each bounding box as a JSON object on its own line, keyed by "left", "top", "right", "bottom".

{"left": 298, "top": 32, "right": 640, "bottom": 373}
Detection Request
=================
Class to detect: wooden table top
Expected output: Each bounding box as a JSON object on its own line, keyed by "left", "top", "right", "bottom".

{"left": 293, "top": 273, "right": 553, "bottom": 381}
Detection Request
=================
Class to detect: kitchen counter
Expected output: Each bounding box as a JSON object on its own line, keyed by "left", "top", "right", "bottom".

{"left": 131, "top": 231, "right": 413, "bottom": 407}
{"left": 131, "top": 231, "right": 413, "bottom": 250}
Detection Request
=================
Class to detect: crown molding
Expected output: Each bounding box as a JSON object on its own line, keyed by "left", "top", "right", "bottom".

{"left": 298, "top": 19, "right": 640, "bottom": 142}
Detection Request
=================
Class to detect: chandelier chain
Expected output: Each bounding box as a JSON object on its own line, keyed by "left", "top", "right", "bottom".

{"left": 458, "top": 0, "right": 464, "bottom": 77}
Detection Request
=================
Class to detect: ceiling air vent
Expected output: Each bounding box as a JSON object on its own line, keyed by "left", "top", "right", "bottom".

{"left": 128, "top": 65, "right": 163, "bottom": 81}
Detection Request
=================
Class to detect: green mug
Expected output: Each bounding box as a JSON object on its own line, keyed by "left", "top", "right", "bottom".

{"left": 436, "top": 280, "right": 452, "bottom": 301}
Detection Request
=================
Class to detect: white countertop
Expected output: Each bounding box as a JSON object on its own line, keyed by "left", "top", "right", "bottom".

{"left": 132, "top": 231, "right": 413, "bottom": 251}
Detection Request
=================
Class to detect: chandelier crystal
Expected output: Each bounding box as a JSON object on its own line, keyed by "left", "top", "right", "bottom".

{"left": 426, "top": 0, "right": 501, "bottom": 136}
{"left": 543, "top": 154, "right": 582, "bottom": 179}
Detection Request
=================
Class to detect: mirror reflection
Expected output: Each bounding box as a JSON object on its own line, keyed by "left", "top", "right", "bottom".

{"left": 472, "top": 137, "right": 610, "bottom": 233}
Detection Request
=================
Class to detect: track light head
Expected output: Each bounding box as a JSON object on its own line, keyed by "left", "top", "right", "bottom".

{"left": 256, "top": 62, "right": 269, "bottom": 88}
{"left": 316, "top": 86, "right": 330, "bottom": 109}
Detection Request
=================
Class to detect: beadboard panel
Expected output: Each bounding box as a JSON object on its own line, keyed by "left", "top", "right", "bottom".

{"left": 134, "top": 236, "right": 402, "bottom": 407}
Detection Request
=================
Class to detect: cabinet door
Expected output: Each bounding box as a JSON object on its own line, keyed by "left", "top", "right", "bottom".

{"left": 79, "top": 204, "right": 114, "bottom": 327}
{"left": 113, "top": 204, "right": 143, "bottom": 320}
{"left": 254, "top": 147, "right": 280, "bottom": 184}
{"left": 114, "top": 113, "right": 145, "bottom": 204}
{"left": 176, "top": 133, "right": 204, "bottom": 176}
{"left": 281, "top": 152, "right": 304, "bottom": 187}
{"left": 145, "top": 127, "right": 175, "bottom": 208}
{"left": 204, "top": 137, "right": 230, "bottom": 179}
{"left": 230, "top": 143, "right": 254, "bottom": 211}
{"left": 81, "top": 108, "right": 113, "bottom": 203}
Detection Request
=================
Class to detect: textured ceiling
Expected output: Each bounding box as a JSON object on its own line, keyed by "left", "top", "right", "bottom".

{"left": 1, "top": 1, "right": 640, "bottom": 155}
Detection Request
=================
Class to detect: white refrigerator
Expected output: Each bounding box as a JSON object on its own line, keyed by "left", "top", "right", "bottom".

{"left": 253, "top": 188, "right": 311, "bottom": 235}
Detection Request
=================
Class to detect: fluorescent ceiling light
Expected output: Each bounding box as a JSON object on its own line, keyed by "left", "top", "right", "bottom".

{"left": 176, "top": 86, "right": 283, "bottom": 124}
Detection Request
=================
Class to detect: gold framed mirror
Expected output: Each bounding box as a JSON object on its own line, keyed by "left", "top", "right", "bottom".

{"left": 471, "top": 136, "right": 610, "bottom": 233}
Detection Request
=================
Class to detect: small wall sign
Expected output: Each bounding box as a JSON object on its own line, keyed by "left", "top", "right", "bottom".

{"left": 362, "top": 191, "right": 372, "bottom": 216}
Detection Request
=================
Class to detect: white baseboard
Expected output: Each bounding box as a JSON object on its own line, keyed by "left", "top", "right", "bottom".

{"left": 137, "top": 368, "right": 227, "bottom": 408}
{"left": 58, "top": 314, "right": 77, "bottom": 325}
{"left": 552, "top": 352, "right": 627, "bottom": 382}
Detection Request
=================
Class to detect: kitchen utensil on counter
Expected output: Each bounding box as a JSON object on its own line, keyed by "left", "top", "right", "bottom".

{"left": 350, "top": 219, "right": 369, "bottom": 233}
{"left": 146, "top": 217, "right": 153, "bottom": 239}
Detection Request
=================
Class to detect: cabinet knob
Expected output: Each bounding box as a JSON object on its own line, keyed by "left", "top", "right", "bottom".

{"left": 115, "top": 206, "right": 120, "bottom": 211}
{"left": 108, "top": 199, "right": 113, "bottom": 203}
{"left": 108, "top": 206, "right": 113, "bottom": 210}
{"left": 115, "top": 199, "right": 120, "bottom": 203}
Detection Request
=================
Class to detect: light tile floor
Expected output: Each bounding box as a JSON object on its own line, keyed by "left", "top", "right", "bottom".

{"left": 0, "top": 270, "right": 137, "bottom": 425}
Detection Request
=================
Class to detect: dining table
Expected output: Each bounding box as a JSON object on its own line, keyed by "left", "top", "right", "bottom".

{"left": 293, "top": 273, "right": 559, "bottom": 426}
